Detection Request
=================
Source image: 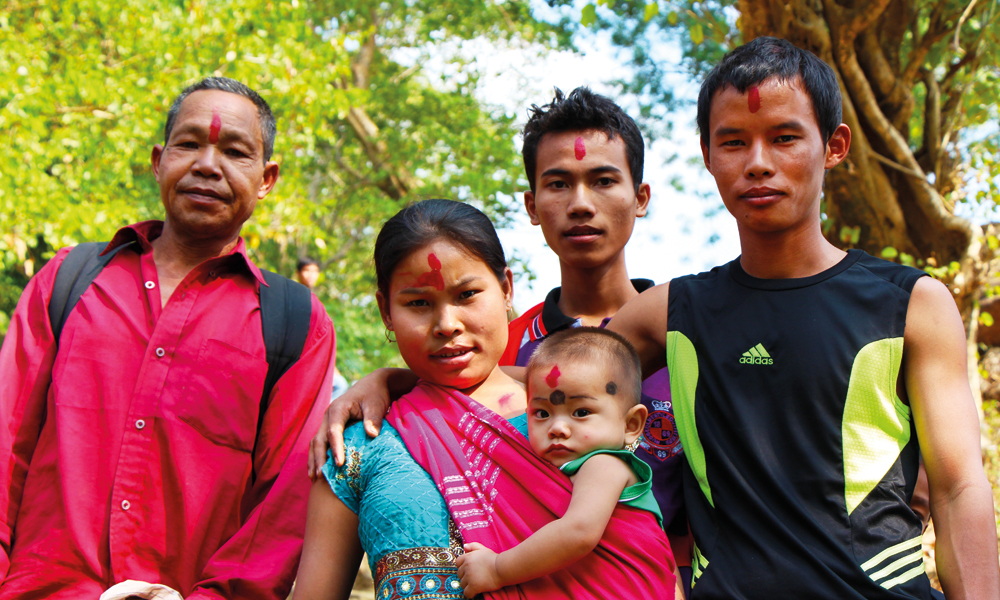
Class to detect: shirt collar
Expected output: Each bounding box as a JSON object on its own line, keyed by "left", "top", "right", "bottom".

{"left": 539, "top": 278, "right": 655, "bottom": 334}
{"left": 103, "top": 221, "right": 268, "bottom": 287}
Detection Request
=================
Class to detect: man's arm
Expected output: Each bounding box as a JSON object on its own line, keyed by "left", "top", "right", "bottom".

{"left": 187, "top": 295, "right": 336, "bottom": 600}
{"left": 607, "top": 282, "right": 670, "bottom": 378}
{"left": 903, "top": 277, "right": 999, "bottom": 599}
{"left": 306, "top": 367, "right": 418, "bottom": 476}
{"left": 0, "top": 247, "right": 71, "bottom": 580}
{"left": 455, "top": 454, "right": 630, "bottom": 597}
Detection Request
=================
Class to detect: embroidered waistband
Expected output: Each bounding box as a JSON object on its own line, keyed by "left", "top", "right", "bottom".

{"left": 374, "top": 546, "right": 465, "bottom": 599}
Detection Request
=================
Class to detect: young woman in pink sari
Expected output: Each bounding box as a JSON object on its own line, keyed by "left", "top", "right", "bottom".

{"left": 294, "top": 199, "right": 675, "bottom": 600}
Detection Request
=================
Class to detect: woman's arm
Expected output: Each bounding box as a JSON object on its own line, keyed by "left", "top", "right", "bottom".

{"left": 293, "top": 480, "right": 364, "bottom": 600}
{"left": 455, "top": 454, "right": 631, "bottom": 597}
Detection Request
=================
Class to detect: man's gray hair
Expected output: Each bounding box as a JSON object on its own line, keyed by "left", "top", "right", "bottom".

{"left": 164, "top": 77, "right": 277, "bottom": 162}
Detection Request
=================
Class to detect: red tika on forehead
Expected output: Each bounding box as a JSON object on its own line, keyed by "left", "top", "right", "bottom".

{"left": 748, "top": 87, "right": 761, "bottom": 113}
{"left": 545, "top": 364, "right": 561, "bottom": 388}
{"left": 412, "top": 253, "right": 444, "bottom": 290}
{"left": 209, "top": 111, "right": 222, "bottom": 143}
{"left": 574, "top": 136, "right": 586, "bottom": 160}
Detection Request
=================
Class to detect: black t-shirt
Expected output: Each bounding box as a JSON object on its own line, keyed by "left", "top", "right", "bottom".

{"left": 668, "top": 250, "right": 935, "bottom": 599}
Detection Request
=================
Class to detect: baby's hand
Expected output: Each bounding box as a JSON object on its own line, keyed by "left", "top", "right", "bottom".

{"left": 455, "top": 542, "right": 502, "bottom": 598}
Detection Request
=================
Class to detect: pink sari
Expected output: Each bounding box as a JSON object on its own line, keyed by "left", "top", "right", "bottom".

{"left": 387, "top": 381, "right": 676, "bottom": 599}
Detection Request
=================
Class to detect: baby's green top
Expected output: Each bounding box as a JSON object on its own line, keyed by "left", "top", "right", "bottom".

{"left": 559, "top": 448, "right": 665, "bottom": 529}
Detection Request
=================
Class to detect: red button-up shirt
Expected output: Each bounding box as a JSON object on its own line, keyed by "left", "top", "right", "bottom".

{"left": 0, "top": 222, "right": 335, "bottom": 599}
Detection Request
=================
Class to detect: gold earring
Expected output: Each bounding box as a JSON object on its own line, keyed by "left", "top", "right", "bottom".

{"left": 384, "top": 327, "right": 395, "bottom": 343}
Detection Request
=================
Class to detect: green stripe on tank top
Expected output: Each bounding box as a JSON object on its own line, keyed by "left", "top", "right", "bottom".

{"left": 842, "top": 337, "right": 910, "bottom": 515}
{"left": 666, "top": 331, "right": 713, "bottom": 507}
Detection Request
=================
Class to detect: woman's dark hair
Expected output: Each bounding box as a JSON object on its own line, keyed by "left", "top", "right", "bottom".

{"left": 374, "top": 199, "right": 507, "bottom": 297}
{"left": 697, "top": 36, "right": 842, "bottom": 153}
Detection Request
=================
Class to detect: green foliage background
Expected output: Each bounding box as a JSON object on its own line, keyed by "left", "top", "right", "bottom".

{"left": 0, "top": 0, "right": 560, "bottom": 378}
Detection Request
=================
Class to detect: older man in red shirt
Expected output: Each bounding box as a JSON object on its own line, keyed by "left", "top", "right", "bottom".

{"left": 0, "top": 77, "right": 335, "bottom": 599}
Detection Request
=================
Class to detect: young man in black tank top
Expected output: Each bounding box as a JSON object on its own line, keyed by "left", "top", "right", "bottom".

{"left": 609, "top": 37, "right": 997, "bottom": 599}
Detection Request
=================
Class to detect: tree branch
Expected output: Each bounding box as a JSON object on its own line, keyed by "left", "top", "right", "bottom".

{"left": 320, "top": 234, "right": 360, "bottom": 270}
{"left": 352, "top": 29, "right": 377, "bottom": 89}
{"left": 942, "top": 38, "right": 982, "bottom": 90}
{"left": 900, "top": 2, "right": 956, "bottom": 85}
{"left": 920, "top": 68, "right": 941, "bottom": 175}
{"left": 827, "top": 7, "right": 973, "bottom": 255}
{"left": 869, "top": 151, "right": 927, "bottom": 180}
{"left": 952, "top": 0, "right": 980, "bottom": 52}
{"left": 845, "top": 0, "right": 893, "bottom": 38}
{"left": 330, "top": 8, "right": 417, "bottom": 201}
{"left": 856, "top": 31, "right": 911, "bottom": 131}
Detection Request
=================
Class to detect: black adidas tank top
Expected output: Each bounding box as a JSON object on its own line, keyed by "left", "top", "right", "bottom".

{"left": 667, "top": 250, "right": 934, "bottom": 599}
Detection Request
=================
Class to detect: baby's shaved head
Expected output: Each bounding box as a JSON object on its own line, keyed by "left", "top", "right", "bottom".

{"left": 526, "top": 327, "right": 643, "bottom": 408}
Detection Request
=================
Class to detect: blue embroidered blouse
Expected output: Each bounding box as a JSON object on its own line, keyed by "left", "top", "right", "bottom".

{"left": 322, "top": 416, "right": 529, "bottom": 599}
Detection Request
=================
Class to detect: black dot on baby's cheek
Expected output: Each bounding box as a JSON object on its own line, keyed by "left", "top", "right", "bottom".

{"left": 606, "top": 382, "right": 617, "bottom": 395}
{"left": 550, "top": 389, "right": 566, "bottom": 405}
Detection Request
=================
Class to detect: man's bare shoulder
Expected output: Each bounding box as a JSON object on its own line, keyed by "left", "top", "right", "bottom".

{"left": 610, "top": 282, "right": 668, "bottom": 332}
{"left": 609, "top": 282, "right": 669, "bottom": 375}
{"left": 904, "top": 276, "right": 963, "bottom": 348}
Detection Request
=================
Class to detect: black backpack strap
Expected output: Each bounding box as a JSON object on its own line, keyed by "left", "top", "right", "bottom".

{"left": 257, "top": 270, "right": 312, "bottom": 427}
{"left": 48, "top": 241, "right": 133, "bottom": 343}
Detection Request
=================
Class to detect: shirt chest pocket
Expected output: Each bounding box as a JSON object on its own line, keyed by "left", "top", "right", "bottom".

{"left": 169, "top": 338, "right": 268, "bottom": 452}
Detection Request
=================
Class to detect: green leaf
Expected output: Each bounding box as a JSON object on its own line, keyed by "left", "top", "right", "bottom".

{"left": 881, "top": 246, "right": 898, "bottom": 259}
{"left": 581, "top": 4, "right": 597, "bottom": 27}
{"left": 839, "top": 225, "right": 861, "bottom": 246}
{"left": 644, "top": 2, "right": 659, "bottom": 22}
{"left": 666, "top": 10, "right": 678, "bottom": 26}
{"left": 980, "top": 311, "right": 995, "bottom": 328}
{"left": 690, "top": 22, "right": 704, "bottom": 45}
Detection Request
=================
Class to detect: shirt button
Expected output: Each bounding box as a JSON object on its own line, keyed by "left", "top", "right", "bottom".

{"left": 155, "top": 347, "right": 165, "bottom": 358}
{"left": 121, "top": 499, "right": 130, "bottom": 511}
{"left": 135, "top": 419, "right": 145, "bottom": 430}
{"left": 144, "top": 281, "right": 155, "bottom": 289}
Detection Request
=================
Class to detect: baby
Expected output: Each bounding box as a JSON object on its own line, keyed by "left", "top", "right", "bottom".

{"left": 456, "top": 327, "right": 676, "bottom": 597}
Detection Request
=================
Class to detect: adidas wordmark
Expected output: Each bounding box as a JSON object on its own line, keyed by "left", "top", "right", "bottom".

{"left": 740, "top": 343, "right": 773, "bottom": 365}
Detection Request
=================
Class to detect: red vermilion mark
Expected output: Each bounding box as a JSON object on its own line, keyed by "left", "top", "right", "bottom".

{"left": 413, "top": 253, "right": 444, "bottom": 290}
{"left": 545, "top": 365, "right": 561, "bottom": 388}
{"left": 209, "top": 110, "right": 222, "bottom": 143}
{"left": 574, "top": 136, "right": 586, "bottom": 160}
{"left": 748, "top": 87, "right": 761, "bottom": 113}
{"left": 498, "top": 393, "right": 514, "bottom": 410}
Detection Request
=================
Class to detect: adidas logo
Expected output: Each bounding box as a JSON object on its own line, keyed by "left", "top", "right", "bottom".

{"left": 739, "top": 343, "right": 773, "bottom": 365}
